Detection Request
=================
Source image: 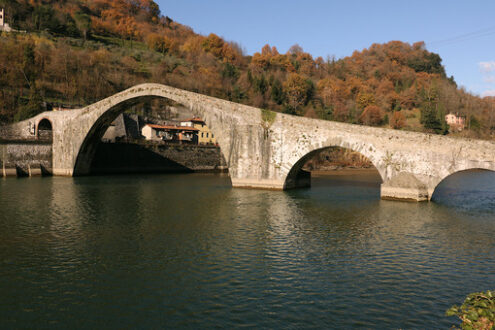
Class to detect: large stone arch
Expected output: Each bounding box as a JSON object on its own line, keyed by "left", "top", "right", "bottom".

{"left": 282, "top": 139, "right": 386, "bottom": 189}
{"left": 71, "top": 96, "right": 223, "bottom": 175}
{"left": 70, "top": 93, "right": 234, "bottom": 176}
{"left": 50, "top": 84, "right": 263, "bottom": 178}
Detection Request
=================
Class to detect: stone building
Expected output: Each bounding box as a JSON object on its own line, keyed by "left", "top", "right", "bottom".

{"left": 141, "top": 123, "right": 198, "bottom": 143}
{"left": 445, "top": 113, "right": 466, "bottom": 131}
{"left": 0, "top": 8, "right": 12, "bottom": 32}
{"left": 180, "top": 118, "right": 216, "bottom": 145}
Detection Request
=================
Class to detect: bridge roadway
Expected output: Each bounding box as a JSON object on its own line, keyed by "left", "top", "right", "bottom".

{"left": 8, "top": 83, "right": 495, "bottom": 201}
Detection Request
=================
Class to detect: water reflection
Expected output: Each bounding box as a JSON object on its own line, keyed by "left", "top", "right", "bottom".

{"left": 0, "top": 171, "right": 494, "bottom": 328}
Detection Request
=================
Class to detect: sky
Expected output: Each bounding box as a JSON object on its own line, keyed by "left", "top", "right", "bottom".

{"left": 155, "top": 0, "right": 495, "bottom": 97}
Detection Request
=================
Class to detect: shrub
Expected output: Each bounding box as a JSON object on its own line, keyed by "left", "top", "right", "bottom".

{"left": 446, "top": 290, "right": 495, "bottom": 329}
{"left": 390, "top": 111, "right": 406, "bottom": 129}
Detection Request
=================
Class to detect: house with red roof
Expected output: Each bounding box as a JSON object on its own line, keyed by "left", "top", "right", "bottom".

{"left": 141, "top": 123, "right": 199, "bottom": 143}
{"left": 180, "top": 118, "right": 216, "bottom": 145}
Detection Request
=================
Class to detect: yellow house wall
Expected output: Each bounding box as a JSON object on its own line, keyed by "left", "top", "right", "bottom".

{"left": 194, "top": 122, "right": 216, "bottom": 144}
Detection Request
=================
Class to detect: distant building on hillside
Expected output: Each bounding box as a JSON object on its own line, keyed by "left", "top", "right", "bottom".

{"left": 445, "top": 113, "right": 466, "bottom": 131}
{"left": 0, "top": 8, "right": 13, "bottom": 32}
{"left": 180, "top": 118, "right": 216, "bottom": 145}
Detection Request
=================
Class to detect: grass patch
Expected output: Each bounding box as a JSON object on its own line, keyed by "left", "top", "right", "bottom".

{"left": 261, "top": 109, "right": 276, "bottom": 127}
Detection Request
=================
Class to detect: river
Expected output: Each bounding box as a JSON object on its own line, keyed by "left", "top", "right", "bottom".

{"left": 0, "top": 170, "right": 494, "bottom": 328}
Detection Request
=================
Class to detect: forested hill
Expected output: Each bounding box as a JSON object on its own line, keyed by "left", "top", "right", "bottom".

{"left": 1, "top": 0, "right": 494, "bottom": 139}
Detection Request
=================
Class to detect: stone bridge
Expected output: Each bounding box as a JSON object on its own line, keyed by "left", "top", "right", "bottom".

{"left": 7, "top": 83, "right": 495, "bottom": 201}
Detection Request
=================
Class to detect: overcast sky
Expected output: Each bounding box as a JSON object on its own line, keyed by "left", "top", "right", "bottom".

{"left": 156, "top": 0, "right": 495, "bottom": 97}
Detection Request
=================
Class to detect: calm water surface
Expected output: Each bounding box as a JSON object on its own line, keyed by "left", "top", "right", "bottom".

{"left": 0, "top": 170, "right": 494, "bottom": 329}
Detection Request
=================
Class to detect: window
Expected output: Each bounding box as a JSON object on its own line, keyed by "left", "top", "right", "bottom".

{"left": 206, "top": 133, "right": 209, "bottom": 138}
{"left": 201, "top": 133, "right": 204, "bottom": 138}
{"left": 212, "top": 133, "right": 214, "bottom": 138}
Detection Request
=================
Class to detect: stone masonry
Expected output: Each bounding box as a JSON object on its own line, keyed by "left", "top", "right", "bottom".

{"left": 0, "top": 140, "right": 52, "bottom": 176}
{"left": 6, "top": 83, "right": 495, "bottom": 201}
{"left": 91, "top": 142, "right": 227, "bottom": 174}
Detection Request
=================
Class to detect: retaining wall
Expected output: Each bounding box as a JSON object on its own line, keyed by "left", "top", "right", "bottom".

{"left": 0, "top": 139, "right": 52, "bottom": 176}
{"left": 90, "top": 142, "right": 227, "bottom": 174}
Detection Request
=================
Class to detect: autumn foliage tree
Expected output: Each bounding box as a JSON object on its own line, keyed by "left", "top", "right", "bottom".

{"left": 0, "top": 1, "right": 494, "bottom": 139}
{"left": 359, "top": 105, "right": 383, "bottom": 126}
{"left": 283, "top": 73, "right": 313, "bottom": 115}
{"left": 389, "top": 111, "right": 406, "bottom": 129}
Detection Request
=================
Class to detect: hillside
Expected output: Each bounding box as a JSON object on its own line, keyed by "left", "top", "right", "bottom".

{"left": 1, "top": 0, "right": 494, "bottom": 138}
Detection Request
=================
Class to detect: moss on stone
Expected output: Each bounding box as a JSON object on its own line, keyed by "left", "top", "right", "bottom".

{"left": 261, "top": 109, "right": 276, "bottom": 128}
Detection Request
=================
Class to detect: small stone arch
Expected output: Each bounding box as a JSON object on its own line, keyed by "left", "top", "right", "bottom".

{"left": 36, "top": 118, "right": 53, "bottom": 140}
{"left": 430, "top": 168, "right": 495, "bottom": 200}
{"left": 283, "top": 142, "right": 385, "bottom": 189}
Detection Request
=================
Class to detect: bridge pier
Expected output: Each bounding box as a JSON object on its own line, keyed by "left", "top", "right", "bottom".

{"left": 52, "top": 168, "right": 74, "bottom": 176}
{"left": 380, "top": 172, "right": 431, "bottom": 202}
{"left": 231, "top": 169, "right": 311, "bottom": 190}
{"left": 231, "top": 178, "right": 286, "bottom": 190}
{"left": 380, "top": 184, "right": 429, "bottom": 202}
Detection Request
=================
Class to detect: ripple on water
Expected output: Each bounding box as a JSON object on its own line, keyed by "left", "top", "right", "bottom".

{"left": 0, "top": 172, "right": 494, "bottom": 328}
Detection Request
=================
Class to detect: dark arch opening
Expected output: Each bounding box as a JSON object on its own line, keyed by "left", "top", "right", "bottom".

{"left": 285, "top": 146, "right": 383, "bottom": 197}
{"left": 73, "top": 96, "right": 229, "bottom": 180}
{"left": 37, "top": 118, "right": 52, "bottom": 140}
{"left": 431, "top": 169, "right": 495, "bottom": 210}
